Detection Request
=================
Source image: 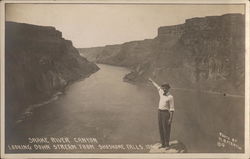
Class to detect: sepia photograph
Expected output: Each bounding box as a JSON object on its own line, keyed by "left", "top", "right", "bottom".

{"left": 1, "top": 0, "right": 249, "bottom": 158}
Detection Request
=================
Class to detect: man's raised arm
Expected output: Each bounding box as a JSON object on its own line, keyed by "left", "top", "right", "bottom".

{"left": 149, "top": 78, "right": 161, "bottom": 90}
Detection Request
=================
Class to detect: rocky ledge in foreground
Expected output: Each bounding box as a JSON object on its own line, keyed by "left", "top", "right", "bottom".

{"left": 5, "top": 22, "right": 99, "bottom": 125}
{"left": 149, "top": 140, "right": 187, "bottom": 153}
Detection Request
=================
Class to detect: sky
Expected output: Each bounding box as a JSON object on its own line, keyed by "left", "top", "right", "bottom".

{"left": 6, "top": 4, "right": 245, "bottom": 48}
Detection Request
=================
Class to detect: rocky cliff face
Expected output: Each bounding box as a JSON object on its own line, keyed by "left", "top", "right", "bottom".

{"left": 79, "top": 14, "right": 245, "bottom": 94}
{"left": 79, "top": 39, "right": 156, "bottom": 68}
{"left": 5, "top": 22, "right": 99, "bottom": 124}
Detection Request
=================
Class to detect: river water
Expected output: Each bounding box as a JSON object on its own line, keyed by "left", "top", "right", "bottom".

{"left": 6, "top": 64, "right": 244, "bottom": 153}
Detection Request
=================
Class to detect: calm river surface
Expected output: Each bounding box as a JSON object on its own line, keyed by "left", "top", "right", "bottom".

{"left": 6, "top": 64, "right": 244, "bottom": 153}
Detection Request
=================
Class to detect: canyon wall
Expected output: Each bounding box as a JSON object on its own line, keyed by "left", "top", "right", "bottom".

{"left": 5, "top": 22, "right": 99, "bottom": 124}
{"left": 79, "top": 14, "right": 245, "bottom": 94}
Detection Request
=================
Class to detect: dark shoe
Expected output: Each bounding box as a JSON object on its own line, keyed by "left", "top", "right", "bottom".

{"left": 159, "top": 145, "right": 166, "bottom": 149}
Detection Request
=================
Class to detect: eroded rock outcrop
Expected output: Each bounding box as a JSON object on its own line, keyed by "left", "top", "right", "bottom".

{"left": 5, "top": 22, "right": 99, "bottom": 124}
{"left": 79, "top": 14, "right": 245, "bottom": 94}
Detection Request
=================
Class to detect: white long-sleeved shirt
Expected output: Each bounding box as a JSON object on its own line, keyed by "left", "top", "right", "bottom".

{"left": 152, "top": 81, "right": 175, "bottom": 111}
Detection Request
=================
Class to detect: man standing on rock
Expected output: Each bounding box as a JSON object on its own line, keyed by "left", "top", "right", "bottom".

{"left": 149, "top": 78, "right": 174, "bottom": 150}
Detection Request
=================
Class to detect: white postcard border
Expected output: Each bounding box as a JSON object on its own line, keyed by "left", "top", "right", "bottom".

{"left": 1, "top": 0, "right": 249, "bottom": 158}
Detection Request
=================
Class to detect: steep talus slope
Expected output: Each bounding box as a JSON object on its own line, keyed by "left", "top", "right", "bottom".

{"left": 5, "top": 22, "right": 99, "bottom": 124}
{"left": 79, "top": 14, "right": 245, "bottom": 94}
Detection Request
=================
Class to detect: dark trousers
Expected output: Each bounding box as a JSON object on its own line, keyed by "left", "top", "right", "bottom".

{"left": 158, "top": 110, "right": 171, "bottom": 146}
